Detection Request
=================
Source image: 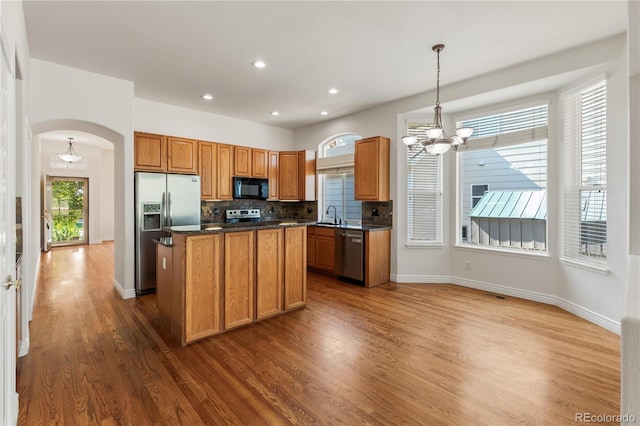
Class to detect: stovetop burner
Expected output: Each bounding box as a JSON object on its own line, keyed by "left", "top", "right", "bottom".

{"left": 225, "top": 209, "right": 261, "bottom": 223}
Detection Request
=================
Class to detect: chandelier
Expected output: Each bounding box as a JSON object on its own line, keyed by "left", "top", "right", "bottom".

{"left": 402, "top": 44, "right": 473, "bottom": 155}
{"left": 58, "top": 137, "right": 82, "bottom": 163}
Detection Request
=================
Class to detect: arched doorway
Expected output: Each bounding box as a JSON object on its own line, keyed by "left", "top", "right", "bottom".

{"left": 28, "top": 119, "right": 134, "bottom": 305}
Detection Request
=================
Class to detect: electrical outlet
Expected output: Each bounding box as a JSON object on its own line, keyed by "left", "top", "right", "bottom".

{"left": 465, "top": 261, "right": 471, "bottom": 270}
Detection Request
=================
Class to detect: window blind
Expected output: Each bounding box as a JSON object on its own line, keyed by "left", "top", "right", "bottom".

{"left": 457, "top": 103, "right": 548, "bottom": 252}
{"left": 406, "top": 121, "right": 443, "bottom": 243}
{"left": 563, "top": 80, "right": 607, "bottom": 265}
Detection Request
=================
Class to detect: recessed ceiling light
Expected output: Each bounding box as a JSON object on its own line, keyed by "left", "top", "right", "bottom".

{"left": 202, "top": 94, "right": 213, "bottom": 100}
{"left": 271, "top": 111, "right": 280, "bottom": 116}
{"left": 252, "top": 60, "right": 266, "bottom": 69}
{"left": 320, "top": 111, "right": 328, "bottom": 116}
{"left": 328, "top": 88, "right": 339, "bottom": 94}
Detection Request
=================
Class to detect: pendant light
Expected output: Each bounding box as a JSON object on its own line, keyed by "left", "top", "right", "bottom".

{"left": 402, "top": 44, "right": 474, "bottom": 155}
{"left": 59, "top": 137, "right": 82, "bottom": 163}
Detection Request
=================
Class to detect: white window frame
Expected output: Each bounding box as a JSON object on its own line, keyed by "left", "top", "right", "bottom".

{"left": 561, "top": 77, "right": 608, "bottom": 272}
{"left": 405, "top": 119, "right": 444, "bottom": 247}
{"left": 455, "top": 100, "right": 549, "bottom": 255}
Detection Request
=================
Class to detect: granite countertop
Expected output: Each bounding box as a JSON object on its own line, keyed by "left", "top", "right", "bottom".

{"left": 168, "top": 220, "right": 391, "bottom": 237}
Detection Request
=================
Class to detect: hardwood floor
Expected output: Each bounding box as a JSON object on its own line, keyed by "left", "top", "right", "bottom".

{"left": 17, "top": 243, "right": 620, "bottom": 425}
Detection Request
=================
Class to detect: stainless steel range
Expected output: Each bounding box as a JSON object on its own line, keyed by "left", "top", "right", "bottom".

{"left": 225, "top": 209, "right": 261, "bottom": 224}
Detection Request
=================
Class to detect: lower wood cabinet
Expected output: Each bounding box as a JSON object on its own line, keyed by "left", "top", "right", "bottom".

{"left": 284, "top": 226, "right": 307, "bottom": 310}
{"left": 314, "top": 227, "right": 335, "bottom": 272}
{"left": 167, "top": 233, "right": 223, "bottom": 345}
{"left": 256, "top": 228, "right": 283, "bottom": 320}
{"left": 224, "top": 231, "right": 255, "bottom": 330}
{"left": 162, "top": 226, "right": 308, "bottom": 345}
{"left": 364, "top": 229, "right": 391, "bottom": 288}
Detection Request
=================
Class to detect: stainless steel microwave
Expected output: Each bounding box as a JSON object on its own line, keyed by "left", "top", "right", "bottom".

{"left": 232, "top": 177, "right": 269, "bottom": 200}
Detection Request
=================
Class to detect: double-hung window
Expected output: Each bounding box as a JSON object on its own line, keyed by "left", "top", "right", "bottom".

{"left": 457, "top": 103, "right": 549, "bottom": 252}
{"left": 406, "top": 121, "right": 443, "bottom": 244}
{"left": 562, "top": 79, "right": 607, "bottom": 267}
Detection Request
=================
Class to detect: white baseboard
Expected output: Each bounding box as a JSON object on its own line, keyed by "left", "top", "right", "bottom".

{"left": 451, "top": 276, "right": 557, "bottom": 305}
{"left": 390, "top": 273, "right": 620, "bottom": 334}
{"left": 391, "top": 274, "right": 451, "bottom": 283}
{"left": 114, "top": 278, "right": 136, "bottom": 299}
{"left": 556, "top": 297, "right": 620, "bottom": 334}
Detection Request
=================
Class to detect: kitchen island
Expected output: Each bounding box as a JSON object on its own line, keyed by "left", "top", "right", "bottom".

{"left": 156, "top": 220, "right": 312, "bottom": 345}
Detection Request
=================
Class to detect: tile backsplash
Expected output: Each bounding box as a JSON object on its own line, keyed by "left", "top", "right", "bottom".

{"left": 202, "top": 199, "right": 393, "bottom": 227}
{"left": 362, "top": 201, "right": 393, "bottom": 226}
{"left": 201, "top": 200, "right": 318, "bottom": 224}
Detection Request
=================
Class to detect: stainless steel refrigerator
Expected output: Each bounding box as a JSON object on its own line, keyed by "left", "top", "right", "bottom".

{"left": 135, "top": 172, "right": 201, "bottom": 295}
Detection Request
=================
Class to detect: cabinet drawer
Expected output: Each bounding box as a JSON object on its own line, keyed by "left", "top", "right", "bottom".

{"left": 315, "top": 227, "right": 335, "bottom": 237}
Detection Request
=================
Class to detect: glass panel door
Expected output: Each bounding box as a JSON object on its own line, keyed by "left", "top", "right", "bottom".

{"left": 48, "top": 176, "right": 89, "bottom": 246}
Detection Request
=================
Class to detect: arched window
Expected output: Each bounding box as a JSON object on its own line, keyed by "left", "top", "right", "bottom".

{"left": 317, "top": 133, "right": 362, "bottom": 225}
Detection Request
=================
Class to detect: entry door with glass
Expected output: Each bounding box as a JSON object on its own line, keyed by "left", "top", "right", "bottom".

{"left": 47, "top": 176, "right": 89, "bottom": 246}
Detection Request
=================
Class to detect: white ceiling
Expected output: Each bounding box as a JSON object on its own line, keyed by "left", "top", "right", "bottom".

{"left": 23, "top": 1, "right": 627, "bottom": 132}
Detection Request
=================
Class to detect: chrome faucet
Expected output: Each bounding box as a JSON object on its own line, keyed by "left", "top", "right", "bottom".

{"left": 326, "top": 205, "right": 338, "bottom": 224}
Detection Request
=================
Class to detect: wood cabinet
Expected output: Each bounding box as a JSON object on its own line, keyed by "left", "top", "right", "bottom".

{"left": 224, "top": 231, "right": 255, "bottom": 330}
{"left": 199, "top": 142, "right": 217, "bottom": 199}
{"left": 184, "top": 234, "right": 223, "bottom": 342}
{"left": 233, "top": 146, "right": 252, "bottom": 176}
{"left": 268, "top": 151, "right": 279, "bottom": 200}
{"left": 167, "top": 233, "right": 223, "bottom": 345}
{"left": 156, "top": 243, "right": 173, "bottom": 335}
{"left": 279, "top": 150, "right": 316, "bottom": 201}
{"left": 354, "top": 136, "right": 390, "bottom": 201}
{"left": 256, "top": 228, "right": 283, "bottom": 320}
{"left": 307, "top": 226, "right": 316, "bottom": 267}
{"left": 364, "top": 229, "right": 391, "bottom": 288}
{"left": 252, "top": 149, "right": 268, "bottom": 178}
{"left": 284, "top": 226, "right": 307, "bottom": 311}
{"left": 134, "top": 131, "right": 198, "bottom": 174}
{"left": 134, "top": 132, "right": 166, "bottom": 172}
{"left": 167, "top": 136, "right": 198, "bottom": 174}
{"left": 314, "top": 227, "right": 335, "bottom": 272}
{"left": 233, "top": 147, "right": 268, "bottom": 178}
{"left": 217, "top": 144, "right": 234, "bottom": 200}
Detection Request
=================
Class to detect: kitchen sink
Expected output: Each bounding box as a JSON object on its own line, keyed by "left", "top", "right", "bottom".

{"left": 316, "top": 222, "right": 338, "bottom": 227}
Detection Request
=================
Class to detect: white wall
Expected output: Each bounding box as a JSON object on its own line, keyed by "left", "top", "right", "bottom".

{"left": 100, "top": 149, "right": 115, "bottom": 241}
{"left": 29, "top": 58, "right": 135, "bottom": 298}
{"left": 134, "top": 98, "right": 294, "bottom": 151}
{"left": 293, "top": 34, "right": 628, "bottom": 332}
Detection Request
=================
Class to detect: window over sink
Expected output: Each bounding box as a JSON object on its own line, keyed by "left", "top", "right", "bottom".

{"left": 317, "top": 133, "right": 362, "bottom": 225}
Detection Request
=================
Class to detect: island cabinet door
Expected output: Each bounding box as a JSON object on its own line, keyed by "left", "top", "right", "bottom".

{"left": 256, "top": 228, "right": 283, "bottom": 320}
{"left": 184, "top": 234, "right": 223, "bottom": 343}
{"left": 224, "top": 231, "right": 255, "bottom": 330}
{"left": 284, "top": 226, "right": 307, "bottom": 310}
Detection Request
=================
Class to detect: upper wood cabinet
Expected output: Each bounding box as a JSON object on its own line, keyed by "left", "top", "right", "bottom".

{"left": 354, "top": 136, "right": 390, "bottom": 201}
{"left": 279, "top": 150, "right": 316, "bottom": 201}
{"left": 233, "top": 146, "right": 252, "bottom": 177}
{"left": 217, "top": 144, "right": 234, "bottom": 200}
{"left": 198, "top": 142, "right": 217, "bottom": 199}
{"left": 134, "top": 131, "right": 197, "bottom": 174}
{"left": 234, "top": 147, "right": 268, "bottom": 178}
{"left": 268, "top": 151, "right": 279, "bottom": 200}
{"left": 134, "top": 132, "right": 166, "bottom": 172}
{"left": 167, "top": 137, "right": 198, "bottom": 174}
{"left": 252, "top": 149, "right": 268, "bottom": 178}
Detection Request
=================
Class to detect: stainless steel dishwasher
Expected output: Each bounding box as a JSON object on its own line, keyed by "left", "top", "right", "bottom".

{"left": 335, "top": 229, "right": 364, "bottom": 282}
